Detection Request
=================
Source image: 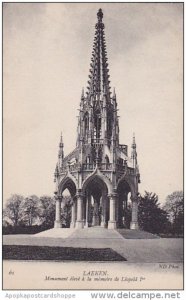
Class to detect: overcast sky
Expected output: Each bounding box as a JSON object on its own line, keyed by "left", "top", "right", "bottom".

{"left": 3, "top": 3, "right": 183, "bottom": 204}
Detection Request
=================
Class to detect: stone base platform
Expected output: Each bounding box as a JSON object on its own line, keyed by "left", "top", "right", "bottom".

{"left": 3, "top": 227, "right": 183, "bottom": 263}
{"left": 35, "top": 227, "right": 159, "bottom": 240}
{"left": 34, "top": 227, "right": 123, "bottom": 239}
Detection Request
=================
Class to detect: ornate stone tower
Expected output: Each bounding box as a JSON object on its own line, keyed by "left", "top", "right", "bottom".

{"left": 54, "top": 9, "right": 140, "bottom": 230}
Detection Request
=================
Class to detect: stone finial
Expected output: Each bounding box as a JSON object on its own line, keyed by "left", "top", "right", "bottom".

{"left": 113, "top": 87, "right": 116, "bottom": 99}
{"left": 131, "top": 133, "right": 137, "bottom": 166}
{"left": 132, "top": 132, "right": 136, "bottom": 148}
{"left": 54, "top": 163, "right": 59, "bottom": 181}
{"left": 59, "top": 132, "right": 63, "bottom": 148}
{"left": 97, "top": 8, "right": 103, "bottom": 22}
{"left": 58, "top": 132, "right": 64, "bottom": 161}
{"left": 81, "top": 87, "right": 84, "bottom": 99}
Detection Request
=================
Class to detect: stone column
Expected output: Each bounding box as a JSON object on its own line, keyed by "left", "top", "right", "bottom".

{"left": 95, "top": 200, "right": 99, "bottom": 225}
{"left": 108, "top": 192, "right": 117, "bottom": 229}
{"left": 84, "top": 195, "right": 89, "bottom": 228}
{"left": 130, "top": 196, "right": 139, "bottom": 230}
{"left": 75, "top": 199, "right": 77, "bottom": 222}
{"left": 54, "top": 195, "right": 62, "bottom": 228}
{"left": 88, "top": 194, "right": 92, "bottom": 225}
{"left": 70, "top": 199, "right": 76, "bottom": 228}
{"left": 115, "top": 195, "right": 119, "bottom": 226}
{"left": 122, "top": 192, "right": 128, "bottom": 227}
{"left": 92, "top": 198, "right": 96, "bottom": 226}
{"left": 83, "top": 198, "right": 86, "bottom": 225}
{"left": 75, "top": 190, "right": 84, "bottom": 229}
{"left": 101, "top": 195, "right": 106, "bottom": 228}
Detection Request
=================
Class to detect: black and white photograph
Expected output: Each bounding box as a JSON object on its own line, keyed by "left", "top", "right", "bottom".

{"left": 2, "top": 2, "right": 183, "bottom": 290}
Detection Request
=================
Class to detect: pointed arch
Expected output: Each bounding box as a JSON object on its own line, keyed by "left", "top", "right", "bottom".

{"left": 105, "top": 155, "right": 110, "bottom": 164}
{"left": 117, "top": 175, "right": 136, "bottom": 198}
{"left": 82, "top": 169, "right": 112, "bottom": 195}
{"left": 58, "top": 175, "right": 77, "bottom": 197}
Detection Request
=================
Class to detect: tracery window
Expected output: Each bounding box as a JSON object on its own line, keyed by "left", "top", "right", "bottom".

{"left": 84, "top": 112, "right": 89, "bottom": 138}
{"left": 94, "top": 109, "right": 101, "bottom": 139}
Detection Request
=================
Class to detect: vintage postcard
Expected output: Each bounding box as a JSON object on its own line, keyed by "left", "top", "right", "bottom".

{"left": 3, "top": 2, "right": 183, "bottom": 290}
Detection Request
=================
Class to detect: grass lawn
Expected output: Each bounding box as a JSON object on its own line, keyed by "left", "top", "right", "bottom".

{"left": 3, "top": 245, "right": 127, "bottom": 261}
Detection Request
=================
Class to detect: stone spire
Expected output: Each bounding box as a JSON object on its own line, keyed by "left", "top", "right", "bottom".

{"left": 81, "top": 88, "right": 84, "bottom": 99}
{"left": 58, "top": 132, "right": 64, "bottom": 167}
{"left": 112, "top": 87, "right": 117, "bottom": 107}
{"left": 86, "top": 9, "right": 111, "bottom": 100}
{"left": 54, "top": 163, "right": 59, "bottom": 183}
{"left": 131, "top": 133, "right": 137, "bottom": 168}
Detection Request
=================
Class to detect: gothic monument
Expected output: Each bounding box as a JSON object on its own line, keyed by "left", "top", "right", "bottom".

{"left": 54, "top": 9, "right": 140, "bottom": 230}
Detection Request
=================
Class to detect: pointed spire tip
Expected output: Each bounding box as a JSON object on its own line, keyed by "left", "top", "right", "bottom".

{"left": 86, "top": 9, "right": 112, "bottom": 98}
{"left": 97, "top": 8, "right": 103, "bottom": 22}
{"left": 59, "top": 132, "right": 63, "bottom": 145}
{"left": 132, "top": 133, "right": 136, "bottom": 145}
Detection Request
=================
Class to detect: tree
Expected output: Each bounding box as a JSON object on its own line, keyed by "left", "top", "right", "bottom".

{"left": 123, "top": 203, "right": 132, "bottom": 229}
{"left": 39, "top": 195, "right": 73, "bottom": 228}
{"left": 21, "top": 195, "right": 41, "bottom": 226}
{"left": 138, "top": 191, "right": 170, "bottom": 234}
{"left": 61, "top": 195, "right": 73, "bottom": 227}
{"left": 3, "top": 194, "right": 24, "bottom": 226}
{"left": 163, "top": 191, "right": 183, "bottom": 234}
{"left": 39, "top": 195, "right": 55, "bottom": 228}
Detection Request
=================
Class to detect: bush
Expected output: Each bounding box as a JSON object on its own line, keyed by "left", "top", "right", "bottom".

{"left": 2, "top": 224, "right": 53, "bottom": 235}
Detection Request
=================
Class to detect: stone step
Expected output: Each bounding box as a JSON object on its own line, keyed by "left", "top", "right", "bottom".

{"left": 35, "top": 228, "right": 76, "bottom": 238}
{"left": 70, "top": 227, "right": 124, "bottom": 239}
{"left": 117, "top": 229, "right": 159, "bottom": 239}
{"left": 34, "top": 227, "right": 124, "bottom": 239}
{"left": 34, "top": 227, "right": 159, "bottom": 240}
